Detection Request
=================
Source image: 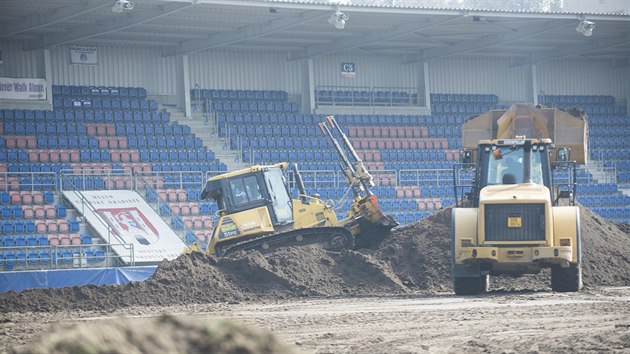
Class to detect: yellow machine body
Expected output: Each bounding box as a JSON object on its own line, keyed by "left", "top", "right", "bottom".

{"left": 451, "top": 104, "right": 585, "bottom": 294}
{"left": 198, "top": 116, "right": 398, "bottom": 257}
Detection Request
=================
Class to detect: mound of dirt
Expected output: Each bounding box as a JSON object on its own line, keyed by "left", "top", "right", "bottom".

{"left": 8, "top": 314, "right": 299, "bottom": 354}
{"left": 1, "top": 204, "right": 629, "bottom": 313}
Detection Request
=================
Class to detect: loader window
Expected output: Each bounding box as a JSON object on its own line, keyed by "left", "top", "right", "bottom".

{"left": 488, "top": 148, "right": 524, "bottom": 185}
{"left": 486, "top": 147, "right": 545, "bottom": 185}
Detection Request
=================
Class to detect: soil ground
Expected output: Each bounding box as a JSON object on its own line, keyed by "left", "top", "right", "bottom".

{"left": 1, "top": 205, "right": 629, "bottom": 353}
{"left": 2, "top": 288, "right": 630, "bottom": 353}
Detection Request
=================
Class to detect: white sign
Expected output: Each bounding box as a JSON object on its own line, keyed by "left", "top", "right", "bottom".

{"left": 70, "top": 46, "right": 98, "bottom": 65}
{"left": 340, "top": 62, "right": 356, "bottom": 79}
{"left": 0, "top": 77, "right": 47, "bottom": 100}
{"left": 63, "top": 190, "right": 187, "bottom": 264}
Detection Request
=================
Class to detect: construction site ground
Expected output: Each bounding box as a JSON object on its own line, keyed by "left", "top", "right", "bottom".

{"left": 1, "top": 206, "right": 630, "bottom": 353}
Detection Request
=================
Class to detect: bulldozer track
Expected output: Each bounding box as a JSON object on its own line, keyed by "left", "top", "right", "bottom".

{"left": 217, "top": 226, "right": 355, "bottom": 257}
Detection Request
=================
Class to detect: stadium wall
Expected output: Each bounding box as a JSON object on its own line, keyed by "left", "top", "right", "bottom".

{"left": 2, "top": 40, "right": 627, "bottom": 108}
{"left": 49, "top": 44, "right": 178, "bottom": 96}
{"left": 0, "top": 40, "right": 43, "bottom": 79}
{"left": 428, "top": 56, "right": 532, "bottom": 104}
{"left": 537, "top": 59, "right": 628, "bottom": 102}
{"left": 189, "top": 48, "right": 304, "bottom": 95}
{"left": 313, "top": 52, "right": 420, "bottom": 89}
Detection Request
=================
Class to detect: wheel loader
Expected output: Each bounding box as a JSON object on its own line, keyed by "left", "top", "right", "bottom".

{"left": 198, "top": 115, "right": 398, "bottom": 257}
{"left": 451, "top": 104, "right": 588, "bottom": 295}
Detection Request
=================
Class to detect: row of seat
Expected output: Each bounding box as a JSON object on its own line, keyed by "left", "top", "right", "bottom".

{"left": 1, "top": 248, "right": 107, "bottom": 271}
{"left": 431, "top": 103, "right": 502, "bottom": 115}
{"left": 0, "top": 191, "right": 55, "bottom": 205}
{"left": 590, "top": 129, "right": 630, "bottom": 139}
{"left": 353, "top": 138, "right": 451, "bottom": 151}
{"left": 0, "top": 149, "right": 216, "bottom": 164}
{"left": 53, "top": 85, "right": 147, "bottom": 99}
{"left": 590, "top": 207, "right": 630, "bottom": 220}
{"left": 209, "top": 100, "right": 299, "bottom": 114}
{"left": 2, "top": 122, "right": 189, "bottom": 137}
{"left": 0, "top": 109, "right": 170, "bottom": 124}
{"left": 171, "top": 215, "right": 213, "bottom": 230}
{"left": 53, "top": 97, "right": 158, "bottom": 112}
{"left": 193, "top": 88, "right": 289, "bottom": 102}
{"left": 0, "top": 219, "right": 79, "bottom": 234}
{"left": 1, "top": 233, "right": 92, "bottom": 247}
{"left": 0, "top": 205, "right": 65, "bottom": 219}
{"left": 217, "top": 112, "right": 468, "bottom": 127}
{"left": 387, "top": 161, "right": 457, "bottom": 171}
{"left": 578, "top": 194, "right": 630, "bottom": 207}
{"left": 430, "top": 93, "right": 500, "bottom": 104}
{"left": 588, "top": 116, "right": 630, "bottom": 127}
{"left": 315, "top": 90, "right": 418, "bottom": 106}
{"left": 1, "top": 136, "right": 200, "bottom": 150}
{"left": 537, "top": 94, "right": 615, "bottom": 106}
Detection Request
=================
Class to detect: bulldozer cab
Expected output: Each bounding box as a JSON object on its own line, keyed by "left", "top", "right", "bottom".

{"left": 201, "top": 163, "right": 294, "bottom": 226}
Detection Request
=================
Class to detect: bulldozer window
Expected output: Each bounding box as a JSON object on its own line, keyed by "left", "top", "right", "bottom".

{"left": 243, "top": 176, "right": 262, "bottom": 201}
{"left": 264, "top": 168, "right": 293, "bottom": 225}
{"left": 229, "top": 176, "right": 263, "bottom": 205}
{"left": 229, "top": 179, "right": 248, "bottom": 205}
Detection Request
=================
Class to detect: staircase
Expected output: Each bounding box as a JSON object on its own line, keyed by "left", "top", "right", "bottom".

{"left": 161, "top": 105, "right": 249, "bottom": 171}
{"left": 584, "top": 160, "right": 617, "bottom": 184}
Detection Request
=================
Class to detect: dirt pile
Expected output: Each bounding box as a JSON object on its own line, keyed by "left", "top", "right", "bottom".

{"left": 7, "top": 314, "right": 299, "bottom": 354}
{"left": 1, "top": 205, "right": 629, "bottom": 313}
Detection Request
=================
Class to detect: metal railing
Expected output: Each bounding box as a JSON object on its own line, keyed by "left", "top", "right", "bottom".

{"left": 0, "top": 243, "right": 133, "bottom": 271}
{"left": 0, "top": 171, "right": 58, "bottom": 192}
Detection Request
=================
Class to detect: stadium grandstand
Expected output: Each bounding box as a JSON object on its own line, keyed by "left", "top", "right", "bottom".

{"left": 0, "top": 0, "right": 629, "bottom": 291}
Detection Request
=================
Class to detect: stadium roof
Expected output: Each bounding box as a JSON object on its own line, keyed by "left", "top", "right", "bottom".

{"left": 1, "top": 0, "right": 629, "bottom": 65}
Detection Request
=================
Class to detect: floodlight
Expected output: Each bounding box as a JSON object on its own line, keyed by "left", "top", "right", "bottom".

{"left": 328, "top": 9, "right": 348, "bottom": 30}
{"left": 112, "top": 0, "right": 134, "bottom": 13}
{"left": 575, "top": 20, "right": 595, "bottom": 37}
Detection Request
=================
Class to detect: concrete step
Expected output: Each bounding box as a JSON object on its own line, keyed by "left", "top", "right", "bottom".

{"left": 171, "top": 109, "right": 249, "bottom": 172}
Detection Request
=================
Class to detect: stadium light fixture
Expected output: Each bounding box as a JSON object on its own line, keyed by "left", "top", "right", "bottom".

{"left": 112, "top": 0, "right": 134, "bottom": 14}
{"left": 328, "top": 6, "right": 348, "bottom": 30}
{"left": 575, "top": 19, "right": 595, "bottom": 37}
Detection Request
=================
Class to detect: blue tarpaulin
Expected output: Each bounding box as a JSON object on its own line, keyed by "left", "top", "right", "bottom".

{"left": 0, "top": 266, "right": 157, "bottom": 293}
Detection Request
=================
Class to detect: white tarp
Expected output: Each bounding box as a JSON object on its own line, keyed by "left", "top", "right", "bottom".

{"left": 0, "top": 77, "right": 46, "bottom": 100}
{"left": 63, "top": 190, "right": 187, "bottom": 264}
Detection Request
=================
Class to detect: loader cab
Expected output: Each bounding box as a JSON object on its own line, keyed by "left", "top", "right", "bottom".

{"left": 201, "top": 165, "right": 294, "bottom": 226}
{"left": 471, "top": 139, "right": 554, "bottom": 206}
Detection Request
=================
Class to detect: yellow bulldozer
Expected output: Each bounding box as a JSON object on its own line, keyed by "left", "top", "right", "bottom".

{"left": 451, "top": 103, "right": 588, "bottom": 294}
{"left": 197, "top": 115, "right": 397, "bottom": 257}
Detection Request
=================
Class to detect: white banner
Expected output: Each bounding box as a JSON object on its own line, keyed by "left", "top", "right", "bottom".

{"left": 70, "top": 46, "right": 98, "bottom": 65}
{"left": 63, "top": 190, "right": 187, "bottom": 264}
{"left": 0, "top": 77, "right": 47, "bottom": 100}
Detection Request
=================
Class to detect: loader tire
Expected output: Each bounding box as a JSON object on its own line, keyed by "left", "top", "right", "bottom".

{"left": 453, "top": 275, "right": 488, "bottom": 296}
{"left": 551, "top": 263, "right": 582, "bottom": 292}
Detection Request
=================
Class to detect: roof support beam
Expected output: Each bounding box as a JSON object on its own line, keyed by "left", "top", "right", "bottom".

{"left": 25, "top": 2, "right": 194, "bottom": 50}
{"left": 0, "top": 0, "right": 112, "bottom": 38}
{"left": 404, "top": 19, "right": 572, "bottom": 64}
{"left": 290, "top": 15, "right": 462, "bottom": 60}
{"left": 171, "top": 10, "right": 328, "bottom": 55}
